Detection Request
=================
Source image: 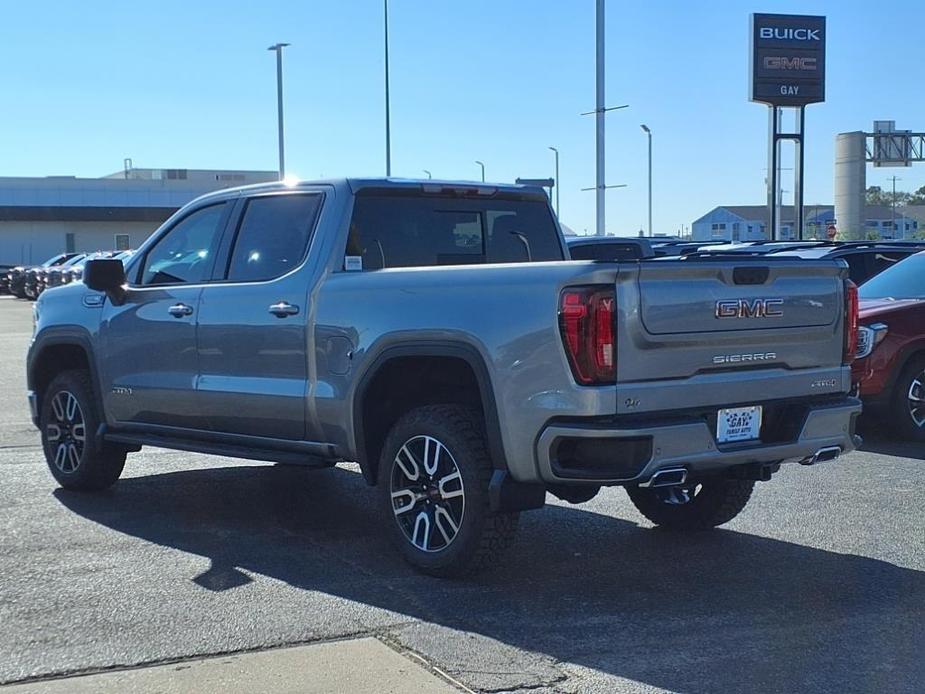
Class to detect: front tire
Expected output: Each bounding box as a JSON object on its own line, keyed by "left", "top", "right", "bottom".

{"left": 888, "top": 355, "right": 925, "bottom": 442}
{"left": 40, "top": 370, "right": 126, "bottom": 491}
{"left": 378, "top": 405, "right": 518, "bottom": 577}
{"left": 626, "top": 477, "right": 755, "bottom": 530}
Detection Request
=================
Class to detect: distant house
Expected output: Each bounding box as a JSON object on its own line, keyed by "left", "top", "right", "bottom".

{"left": 692, "top": 204, "right": 918, "bottom": 241}
{"left": 900, "top": 206, "right": 925, "bottom": 236}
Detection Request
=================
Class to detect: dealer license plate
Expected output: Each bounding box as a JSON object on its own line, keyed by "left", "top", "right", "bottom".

{"left": 716, "top": 406, "right": 762, "bottom": 443}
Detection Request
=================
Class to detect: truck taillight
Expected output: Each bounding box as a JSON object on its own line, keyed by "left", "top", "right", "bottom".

{"left": 559, "top": 286, "right": 616, "bottom": 385}
{"left": 843, "top": 279, "right": 859, "bottom": 365}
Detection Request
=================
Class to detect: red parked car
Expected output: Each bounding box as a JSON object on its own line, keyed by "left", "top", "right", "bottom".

{"left": 854, "top": 251, "right": 925, "bottom": 440}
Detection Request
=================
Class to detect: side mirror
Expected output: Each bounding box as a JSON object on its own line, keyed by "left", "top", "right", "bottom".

{"left": 83, "top": 259, "right": 126, "bottom": 303}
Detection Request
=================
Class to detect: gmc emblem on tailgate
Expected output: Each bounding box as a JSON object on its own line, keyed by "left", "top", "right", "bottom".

{"left": 715, "top": 298, "right": 784, "bottom": 319}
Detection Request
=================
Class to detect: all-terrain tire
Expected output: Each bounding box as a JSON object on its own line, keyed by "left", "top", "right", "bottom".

{"left": 626, "top": 478, "right": 755, "bottom": 530}
{"left": 378, "top": 404, "right": 518, "bottom": 577}
{"left": 40, "top": 369, "right": 126, "bottom": 491}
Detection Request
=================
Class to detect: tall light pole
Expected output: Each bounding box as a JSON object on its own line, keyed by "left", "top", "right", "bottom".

{"left": 475, "top": 160, "right": 485, "bottom": 182}
{"left": 640, "top": 125, "right": 652, "bottom": 237}
{"left": 423, "top": 169, "right": 432, "bottom": 179}
{"left": 384, "top": 0, "right": 392, "bottom": 176}
{"left": 595, "top": 0, "right": 604, "bottom": 235}
{"left": 267, "top": 43, "right": 290, "bottom": 180}
{"left": 548, "top": 146, "right": 560, "bottom": 216}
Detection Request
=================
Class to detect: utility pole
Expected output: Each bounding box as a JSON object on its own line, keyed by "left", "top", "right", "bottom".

{"left": 595, "top": 0, "right": 604, "bottom": 235}
{"left": 384, "top": 0, "right": 392, "bottom": 176}
{"left": 581, "top": 1, "right": 627, "bottom": 235}
{"left": 267, "top": 43, "right": 290, "bottom": 180}
{"left": 890, "top": 175, "right": 901, "bottom": 239}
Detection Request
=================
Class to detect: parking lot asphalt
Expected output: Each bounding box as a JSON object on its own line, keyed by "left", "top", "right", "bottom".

{"left": 0, "top": 294, "right": 923, "bottom": 693}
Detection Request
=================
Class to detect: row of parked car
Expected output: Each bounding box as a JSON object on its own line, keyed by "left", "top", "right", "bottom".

{"left": 1, "top": 251, "right": 133, "bottom": 300}
{"left": 568, "top": 235, "right": 925, "bottom": 441}
{"left": 566, "top": 236, "right": 925, "bottom": 286}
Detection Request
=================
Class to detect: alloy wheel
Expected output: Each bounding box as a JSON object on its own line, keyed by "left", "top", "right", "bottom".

{"left": 45, "top": 391, "right": 85, "bottom": 473}
{"left": 908, "top": 373, "right": 925, "bottom": 428}
{"left": 389, "top": 435, "right": 465, "bottom": 552}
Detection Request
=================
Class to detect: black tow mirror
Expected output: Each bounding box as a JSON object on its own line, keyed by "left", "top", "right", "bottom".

{"left": 83, "top": 259, "right": 126, "bottom": 303}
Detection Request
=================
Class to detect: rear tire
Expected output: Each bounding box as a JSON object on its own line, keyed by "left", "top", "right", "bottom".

{"left": 378, "top": 405, "right": 518, "bottom": 577}
{"left": 626, "top": 477, "right": 754, "bottom": 530}
{"left": 888, "top": 355, "right": 925, "bottom": 442}
{"left": 40, "top": 370, "right": 126, "bottom": 491}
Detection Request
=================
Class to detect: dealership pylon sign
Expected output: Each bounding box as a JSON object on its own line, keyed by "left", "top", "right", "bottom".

{"left": 751, "top": 13, "right": 826, "bottom": 241}
{"left": 750, "top": 13, "right": 825, "bottom": 106}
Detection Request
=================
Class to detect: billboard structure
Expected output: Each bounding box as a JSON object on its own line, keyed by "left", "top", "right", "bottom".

{"left": 835, "top": 123, "right": 925, "bottom": 240}
{"left": 750, "top": 13, "right": 826, "bottom": 240}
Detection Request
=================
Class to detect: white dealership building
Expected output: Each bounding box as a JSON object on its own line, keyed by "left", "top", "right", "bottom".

{"left": 0, "top": 167, "right": 277, "bottom": 266}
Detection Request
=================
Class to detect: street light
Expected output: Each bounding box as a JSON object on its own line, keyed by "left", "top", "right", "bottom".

{"left": 384, "top": 0, "right": 392, "bottom": 176}
{"left": 475, "top": 160, "right": 485, "bottom": 182}
{"left": 423, "top": 169, "right": 432, "bottom": 179}
{"left": 267, "top": 42, "right": 290, "bottom": 180}
{"left": 548, "top": 147, "right": 560, "bottom": 216}
{"left": 640, "top": 124, "right": 652, "bottom": 237}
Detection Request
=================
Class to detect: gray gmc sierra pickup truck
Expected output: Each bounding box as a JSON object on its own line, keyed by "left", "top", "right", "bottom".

{"left": 27, "top": 178, "right": 861, "bottom": 575}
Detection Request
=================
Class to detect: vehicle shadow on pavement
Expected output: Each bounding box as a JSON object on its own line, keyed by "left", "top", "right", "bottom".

{"left": 860, "top": 435, "right": 925, "bottom": 461}
{"left": 54, "top": 464, "right": 925, "bottom": 694}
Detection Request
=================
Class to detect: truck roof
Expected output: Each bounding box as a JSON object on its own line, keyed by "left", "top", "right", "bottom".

{"left": 190, "top": 177, "right": 550, "bottom": 205}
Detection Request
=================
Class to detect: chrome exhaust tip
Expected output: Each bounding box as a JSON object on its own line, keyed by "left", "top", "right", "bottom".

{"left": 799, "top": 445, "right": 842, "bottom": 466}
{"left": 640, "top": 467, "right": 688, "bottom": 488}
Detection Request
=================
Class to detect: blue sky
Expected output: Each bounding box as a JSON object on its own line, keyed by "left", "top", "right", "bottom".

{"left": 2, "top": 0, "right": 924, "bottom": 235}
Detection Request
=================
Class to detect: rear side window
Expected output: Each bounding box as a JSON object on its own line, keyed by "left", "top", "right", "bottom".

{"left": 346, "top": 194, "right": 563, "bottom": 270}
{"left": 226, "top": 194, "right": 322, "bottom": 282}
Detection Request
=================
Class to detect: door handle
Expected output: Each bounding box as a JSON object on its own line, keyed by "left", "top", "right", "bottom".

{"left": 269, "top": 301, "right": 300, "bottom": 318}
{"left": 168, "top": 303, "right": 194, "bottom": 317}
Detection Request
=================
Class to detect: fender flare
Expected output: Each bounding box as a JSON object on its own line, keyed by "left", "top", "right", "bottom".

{"left": 28, "top": 327, "right": 102, "bottom": 421}
{"left": 351, "top": 340, "right": 506, "bottom": 484}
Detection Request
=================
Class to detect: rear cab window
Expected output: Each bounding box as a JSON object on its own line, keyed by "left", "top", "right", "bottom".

{"left": 225, "top": 193, "right": 323, "bottom": 282}
{"left": 345, "top": 191, "right": 563, "bottom": 270}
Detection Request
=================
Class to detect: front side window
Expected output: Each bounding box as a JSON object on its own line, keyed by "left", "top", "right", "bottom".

{"left": 139, "top": 203, "right": 227, "bottom": 286}
{"left": 345, "top": 194, "right": 563, "bottom": 270}
{"left": 226, "top": 194, "right": 322, "bottom": 282}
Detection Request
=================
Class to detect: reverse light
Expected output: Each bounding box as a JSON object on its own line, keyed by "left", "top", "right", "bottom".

{"left": 559, "top": 286, "right": 616, "bottom": 385}
{"left": 843, "top": 280, "right": 859, "bottom": 365}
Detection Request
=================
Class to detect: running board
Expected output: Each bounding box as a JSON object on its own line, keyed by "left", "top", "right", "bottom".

{"left": 104, "top": 431, "right": 336, "bottom": 468}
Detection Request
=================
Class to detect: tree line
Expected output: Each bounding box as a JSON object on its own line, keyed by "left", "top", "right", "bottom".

{"left": 866, "top": 185, "right": 925, "bottom": 207}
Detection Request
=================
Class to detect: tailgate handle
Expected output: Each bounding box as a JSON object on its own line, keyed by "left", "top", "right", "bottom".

{"left": 733, "top": 266, "right": 770, "bottom": 285}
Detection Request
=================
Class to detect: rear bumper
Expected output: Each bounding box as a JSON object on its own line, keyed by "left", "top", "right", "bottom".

{"left": 535, "top": 396, "right": 862, "bottom": 485}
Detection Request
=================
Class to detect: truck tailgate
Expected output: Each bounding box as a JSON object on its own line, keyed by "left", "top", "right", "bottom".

{"left": 615, "top": 259, "right": 849, "bottom": 415}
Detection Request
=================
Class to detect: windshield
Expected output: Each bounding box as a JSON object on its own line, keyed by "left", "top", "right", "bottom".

{"left": 858, "top": 252, "right": 925, "bottom": 299}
